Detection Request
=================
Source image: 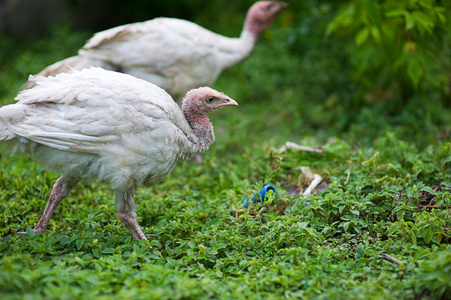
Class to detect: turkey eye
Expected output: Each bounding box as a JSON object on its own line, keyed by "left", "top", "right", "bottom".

{"left": 207, "top": 97, "right": 214, "bottom": 103}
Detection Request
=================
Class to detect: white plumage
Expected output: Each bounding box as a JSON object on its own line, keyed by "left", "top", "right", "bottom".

{"left": 22, "top": 1, "right": 287, "bottom": 100}
{"left": 1, "top": 67, "right": 238, "bottom": 239}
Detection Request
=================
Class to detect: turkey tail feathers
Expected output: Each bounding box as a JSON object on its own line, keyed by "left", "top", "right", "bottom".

{"left": 20, "top": 56, "right": 83, "bottom": 90}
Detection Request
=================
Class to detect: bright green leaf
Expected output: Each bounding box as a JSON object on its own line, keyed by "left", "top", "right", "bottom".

{"left": 437, "top": 233, "right": 442, "bottom": 243}
{"left": 419, "top": 186, "right": 437, "bottom": 195}
{"left": 370, "top": 26, "right": 381, "bottom": 44}
{"left": 26, "top": 226, "right": 36, "bottom": 237}
{"left": 411, "top": 11, "right": 434, "bottom": 35}
{"left": 342, "top": 222, "right": 350, "bottom": 232}
{"left": 76, "top": 239, "right": 84, "bottom": 250}
{"left": 92, "top": 248, "right": 100, "bottom": 258}
{"left": 441, "top": 156, "right": 451, "bottom": 168}
{"left": 363, "top": 0, "right": 381, "bottom": 25}
{"left": 407, "top": 59, "right": 423, "bottom": 89}
{"left": 423, "top": 228, "right": 433, "bottom": 245}
{"left": 356, "top": 244, "right": 365, "bottom": 259}
{"left": 385, "top": 8, "right": 407, "bottom": 18}
{"left": 101, "top": 248, "right": 115, "bottom": 254}
{"left": 356, "top": 27, "right": 370, "bottom": 45}
{"left": 405, "top": 13, "right": 415, "bottom": 30}
{"left": 411, "top": 231, "right": 417, "bottom": 246}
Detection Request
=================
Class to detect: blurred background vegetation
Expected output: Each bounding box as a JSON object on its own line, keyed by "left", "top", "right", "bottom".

{"left": 0, "top": 0, "right": 450, "bottom": 151}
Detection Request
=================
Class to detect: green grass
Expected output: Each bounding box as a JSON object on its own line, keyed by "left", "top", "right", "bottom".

{"left": 1, "top": 2, "right": 451, "bottom": 299}
{"left": 1, "top": 137, "right": 450, "bottom": 299}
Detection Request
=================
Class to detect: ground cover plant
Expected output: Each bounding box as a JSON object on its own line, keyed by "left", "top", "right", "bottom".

{"left": 1, "top": 0, "right": 450, "bottom": 299}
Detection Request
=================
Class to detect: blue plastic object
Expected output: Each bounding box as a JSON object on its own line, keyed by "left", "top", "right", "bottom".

{"left": 242, "top": 184, "right": 277, "bottom": 209}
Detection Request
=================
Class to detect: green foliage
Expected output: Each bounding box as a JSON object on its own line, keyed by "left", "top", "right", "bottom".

{"left": 1, "top": 0, "right": 451, "bottom": 298}
{"left": 0, "top": 25, "right": 90, "bottom": 103}
{"left": 1, "top": 136, "right": 450, "bottom": 299}
{"left": 417, "top": 247, "right": 451, "bottom": 298}
{"left": 327, "top": 0, "right": 451, "bottom": 101}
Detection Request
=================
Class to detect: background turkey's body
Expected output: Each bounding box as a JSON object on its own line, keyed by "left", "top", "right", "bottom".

{"left": 42, "top": 18, "right": 254, "bottom": 100}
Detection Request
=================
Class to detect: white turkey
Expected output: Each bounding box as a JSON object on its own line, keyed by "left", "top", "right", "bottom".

{"left": 21, "top": 1, "right": 287, "bottom": 100}
{"left": 1, "top": 67, "right": 238, "bottom": 239}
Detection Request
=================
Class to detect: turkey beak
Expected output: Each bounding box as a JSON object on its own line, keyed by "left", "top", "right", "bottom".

{"left": 275, "top": 1, "right": 289, "bottom": 10}
{"left": 218, "top": 96, "right": 238, "bottom": 108}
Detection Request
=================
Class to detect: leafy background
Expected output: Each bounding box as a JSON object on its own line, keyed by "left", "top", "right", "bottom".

{"left": 1, "top": 0, "right": 450, "bottom": 299}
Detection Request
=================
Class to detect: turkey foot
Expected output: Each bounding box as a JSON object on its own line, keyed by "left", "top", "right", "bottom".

{"left": 118, "top": 213, "right": 147, "bottom": 240}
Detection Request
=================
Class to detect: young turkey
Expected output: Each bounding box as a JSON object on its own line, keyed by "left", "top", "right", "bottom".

{"left": 21, "top": 1, "right": 287, "bottom": 100}
{"left": 1, "top": 67, "right": 238, "bottom": 239}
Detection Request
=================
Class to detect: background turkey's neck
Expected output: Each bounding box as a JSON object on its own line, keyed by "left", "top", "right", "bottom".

{"left": 217, "top": 29, "right": 255, "bottom": 70}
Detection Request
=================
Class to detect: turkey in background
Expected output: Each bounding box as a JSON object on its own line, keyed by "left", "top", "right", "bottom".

{"left": 21, "top": 1, "right": 288, "bottom": 101}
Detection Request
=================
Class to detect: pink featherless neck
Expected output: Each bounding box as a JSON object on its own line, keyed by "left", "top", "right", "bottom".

{"left": 243, "top": 1, "right": 287, "bottom": 41}
{"left": 182, "top": 91, "right": 211, "bottom": 128}
{"left": 243, "top": 8, "right": 263, "bottom": 41}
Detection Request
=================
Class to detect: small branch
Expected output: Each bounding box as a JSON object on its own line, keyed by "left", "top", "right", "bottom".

{"left": 278, "top": 141, "right": 325, "bottom": 155}
{"left": 418, "top": 204, "right": 451, "bottom": 208}
{"left": 302, "top": 174, "right": 323, "bottom": 197}
{"left": 297, "top": 166, "right": 323, "bottom": 197}
{"left": 379, "top": 253, "right": 402, "bottom": 265}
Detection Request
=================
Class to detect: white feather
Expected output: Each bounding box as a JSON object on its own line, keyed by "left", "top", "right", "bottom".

{"left": 21, "top": 1, "right": 288, "bottom": 98}
{"left": 80, "top": 18, "right": 255, "bottom": 100}
{"left": 2, "top": 68, "right": 207, "bottom": 189}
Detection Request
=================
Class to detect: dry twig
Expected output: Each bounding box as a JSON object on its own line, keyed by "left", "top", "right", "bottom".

{"left": 297, "top": 166, "right": 323, "bottom": 197}
{"left": 303, "top": 174, "right": 323, "bottom": 197}
{"left": 418, "top": 204, "right": 451, "bottom": 208}
{"left": 379, "top": 253, "right": 402, "bottom": 265}
{"left": 277, "top": 141, "right": 325, "bottom": 155}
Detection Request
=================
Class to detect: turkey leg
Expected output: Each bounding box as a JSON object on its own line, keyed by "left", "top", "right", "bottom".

{"left": 20, "top": 176, "right": 75, "bottom": 234}
{"left": 116, "top": 189, "right": 147, "bottom": 240}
